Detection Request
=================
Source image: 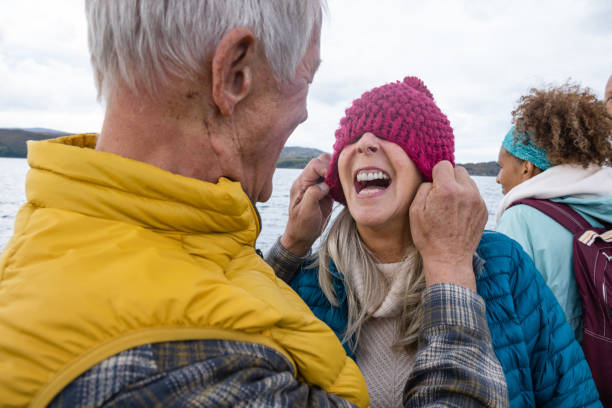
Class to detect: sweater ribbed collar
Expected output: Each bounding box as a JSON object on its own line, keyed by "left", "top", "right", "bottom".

{"left": 348, "top": 246, "right": 420, "bottom": 318}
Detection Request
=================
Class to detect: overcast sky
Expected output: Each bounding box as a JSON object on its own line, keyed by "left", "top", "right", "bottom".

{"left": 1, "top": 0, "right": 610, "bottom": 162}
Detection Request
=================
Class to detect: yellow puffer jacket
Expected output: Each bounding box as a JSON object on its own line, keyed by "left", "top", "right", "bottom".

{"left": 0, "top": 135, "right": 368, "bottom": 408}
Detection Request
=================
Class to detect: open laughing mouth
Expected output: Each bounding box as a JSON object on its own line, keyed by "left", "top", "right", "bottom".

{"left": 354, "top": 168, "right": 391, "bottom": 197}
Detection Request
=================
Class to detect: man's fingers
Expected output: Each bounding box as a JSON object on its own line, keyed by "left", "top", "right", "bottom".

{"left": 290, "top": 154, "right": 331, "bottom": 199}
{"left": 431, "top": 160, "right": 455, "bottom": 185}
{"left": 453, "top": 165, "right": 475, "bottom": 187}
{"left": 410, "top": 182, "right": 432, "bottom": 215}
{"left": 317, "top": 153, "right": 331, "bottom": 165}
{"left": 453, "top": 166, "right": 485, "bottom": 213}
{"left": 303, "top": 154, "right": 331, "bottom": 183}
{"left": 302, "top": 182, "right": 330, "bottom": 206}
{"left": 320, "top": 195, "right": 333, "bottom": 219}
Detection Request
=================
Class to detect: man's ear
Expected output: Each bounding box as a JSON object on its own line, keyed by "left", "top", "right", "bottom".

{"left": 521, "top": 161, "right": 540, "bottom": 181}
{"left": 211, "top": 27, "right": 255, "bottom": 116}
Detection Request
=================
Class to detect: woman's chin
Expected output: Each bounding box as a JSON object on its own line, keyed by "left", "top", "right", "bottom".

{"left": 351, "top": 212, "right": 406, "bottom": 231}
{"left": 353, "top": 217, "right": 384, "bottom": 229}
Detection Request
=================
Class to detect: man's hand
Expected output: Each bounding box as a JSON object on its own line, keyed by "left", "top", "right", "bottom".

{"left": 280, "top": 154, "right": 334, "bottom": 256}
{"left": 409, "top": 161, "right": 487, "bottom": 291}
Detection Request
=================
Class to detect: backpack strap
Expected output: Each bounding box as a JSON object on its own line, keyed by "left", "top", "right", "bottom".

{"left": 508, "top": 199, "right": 592, "bottom": 235}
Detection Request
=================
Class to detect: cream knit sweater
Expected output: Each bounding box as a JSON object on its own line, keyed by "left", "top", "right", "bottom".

{"left": 350, "top": 259, "right": 418, "bottom": 408}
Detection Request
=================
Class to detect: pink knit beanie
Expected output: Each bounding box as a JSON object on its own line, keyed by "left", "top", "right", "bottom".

{"left": 325, "top": 76, "right": 455, "bottom": 204}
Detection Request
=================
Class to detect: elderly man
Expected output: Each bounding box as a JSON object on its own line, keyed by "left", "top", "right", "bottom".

{"left": 0, "top": 2, "right": 507, "bottom": 407}
{"left": 606, "top": 74, "right": 612, "bottom": 116}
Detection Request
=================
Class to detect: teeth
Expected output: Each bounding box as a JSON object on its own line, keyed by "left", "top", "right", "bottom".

{"left": 359, "top": 186, "right": 384, "bottom": 196}
{"left": 356, "top": 170, "right": 389, "bottom": 182}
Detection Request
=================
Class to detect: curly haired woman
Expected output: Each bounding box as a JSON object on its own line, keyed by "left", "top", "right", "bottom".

{"left": 495, "top": 82, "right": 612, "bottom": 341}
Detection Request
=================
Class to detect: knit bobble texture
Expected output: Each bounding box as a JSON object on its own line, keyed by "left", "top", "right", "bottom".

{"left": 325, "top": 76, "right": 455, "bottom": 204}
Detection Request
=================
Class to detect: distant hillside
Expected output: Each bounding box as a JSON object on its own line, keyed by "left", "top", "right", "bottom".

{"left": 0, "top": 128, "right": 71, "bottom": 157}
{"left": 0, "top": 129, "right": 324, "bottom": 163}
{"left": 279, "top": 146, "right": 325, "bottom": 159}
{"left": 23, "top": 127, "right": 68, "bottom": 134}
{"left": 277, "top": 146, "right": 325, "bottom": 168}
{"left": 276, "top": 148, "right": 500, "bottom": 175}
{"left": 0, "top": 130, "right": 500, "bottom": 176}
{"left": 458, "top": 161, "right": 500, "bottom": 176}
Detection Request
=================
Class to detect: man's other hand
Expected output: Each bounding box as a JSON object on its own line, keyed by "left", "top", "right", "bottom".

{"left": 280, "top": 154, "right": 333, "bottom": 256}
{"left": 409, "top": 161, "right": 487, "bottom": 291}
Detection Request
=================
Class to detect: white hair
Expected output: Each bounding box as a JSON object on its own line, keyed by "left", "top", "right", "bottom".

{"left": 85, "top": 0, "right": 325, "bottom": 101}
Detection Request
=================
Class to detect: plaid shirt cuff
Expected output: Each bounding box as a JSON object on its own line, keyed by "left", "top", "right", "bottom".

{"left": 421, "top": 283, "right": 491, "bottom": 341}
{"left": 265, "top": 237, "right": 311, "bottom": 283}
{"left": 405, "top": 283, "right": 508, "bottom": 408}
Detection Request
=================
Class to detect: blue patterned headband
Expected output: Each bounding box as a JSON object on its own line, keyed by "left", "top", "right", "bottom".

{"left": 501, "top": 126, "right": 552, "bottom": 170}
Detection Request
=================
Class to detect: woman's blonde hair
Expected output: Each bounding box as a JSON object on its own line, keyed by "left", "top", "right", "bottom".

{"left": 315, "top": 207, "right": 425, "bottom": 352}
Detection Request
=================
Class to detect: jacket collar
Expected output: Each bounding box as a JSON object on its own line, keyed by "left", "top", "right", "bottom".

{"left": 26, "top": 134, "right": 260, "bottom": 244}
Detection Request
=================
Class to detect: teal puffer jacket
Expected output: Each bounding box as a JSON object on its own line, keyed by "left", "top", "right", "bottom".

{"left": 290, "top": 230, "right": 601, "bottom": 408}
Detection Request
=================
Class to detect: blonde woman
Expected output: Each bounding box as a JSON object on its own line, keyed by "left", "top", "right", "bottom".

{"left": 267, "top": 77, "right": 600, "bottom": 408}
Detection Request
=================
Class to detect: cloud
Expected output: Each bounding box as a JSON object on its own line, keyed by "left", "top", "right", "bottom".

{"left": 0, "top": 1, "right": 103, "bottom": 133}
{"left": 300, "top": 0, "right": 612, "bottom": 161}
{"left": 0, "top": 0, "right": 610, "bottom": 161}
{"left": 579, "top": 0, "right": 612, "bottom": 35}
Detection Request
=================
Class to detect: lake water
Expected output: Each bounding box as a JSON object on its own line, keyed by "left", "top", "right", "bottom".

{"left": 0, "top": 158, "right": 503, "bottom": 253}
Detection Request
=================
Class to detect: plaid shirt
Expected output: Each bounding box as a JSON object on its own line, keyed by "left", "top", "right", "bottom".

{"left": 403, "top": 284, "right": 508, "bottom": 407}
{"left": 267, "top": 238, "right": 509, "bottom": 408}
{"left": 50, "top": 339, "right": 355, "bottom": 408}
{"left": 49, "top": 242, "right": 507, "bottom": 408}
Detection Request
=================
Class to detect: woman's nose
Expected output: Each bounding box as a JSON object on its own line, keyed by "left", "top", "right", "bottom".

{"left": 356, "top": 132, "right": 380, "bottom": 154}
